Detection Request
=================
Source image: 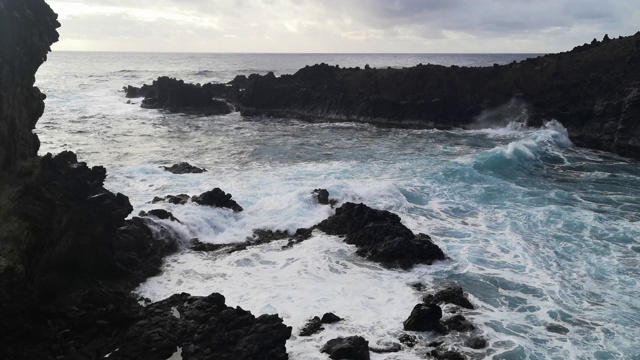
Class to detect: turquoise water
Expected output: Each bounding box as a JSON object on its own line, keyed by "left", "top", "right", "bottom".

{"left": 36, "top": 52, "right": 640, "bottom": 359}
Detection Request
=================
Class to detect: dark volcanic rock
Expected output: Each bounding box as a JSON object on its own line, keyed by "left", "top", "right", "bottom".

{"left": 443, "top": 315, "right": 475, "bottom": 332}
{"left": 115, "top": 292, "right": 292, "bottom": 360}
{"left": 131, "top": 76, "right": 234, "bottom": 115}
{"left": 423, "top": 286, "right": 474, "bottom": 310}
{"left": 403, "top": 303, "right": 445, "bottom": 332}
{"left": 236, "top": 33, "right": 640, "bottom": 159}
{"left": 464, "top": 336, "right": 488, "bottom": 349}
{"left": 316, "top": 202, "right": 446, "bottom": 268}
{"left": 0, "top": 0, "right": 59, "bottom": 172}
{"left": 313, "top": 188, "right": 330, "bottom": 204}
{"left": 321, "top": 336, "right": 370, "bottom": 360}
{"left": 321, "top": 312, "right": 343, "bottom": 324}
{"left": 398, "top": 334, "right": 417, "bottom": 347}
{"left": 192, "top": 188, "right": 244, "bottom": 212}
{"left": 12, "top": 151, "right": 180, "bottom": 295}
{"left": 152, "top": 194, "right": 190, "bottom": 205}
{"left": 139, "top": 209, "right": 181, "bottom": 222}
{"left": 162, "top": 162, "right": 207, "bottom": 174}
{"left": 299, "top": 316, "right": 324, "bottom": 336}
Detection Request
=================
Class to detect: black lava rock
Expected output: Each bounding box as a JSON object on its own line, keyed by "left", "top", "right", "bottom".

{"left": 316, "top": 202, "right": 446, "bottom": 269}
{"left": 464, "top": 336, "right": 488, "bottom": 349}
{"left": 192, "top": 188, "right": 243, "bottom": 212}
{"left": 162, "top": 162, "right": 207, "bottom": 174}
{"left": 321, "top": 312, "right": 343, "bottom": 324}
{"left": 443, "top": 315, "right": 475, "bottom": 332}
{"left": 321, "top": 336, "right": 370, "bottom": 360}
{"left": 423, "top": 286, "right": 474, "bottom": 309}
{"left": 299, "top": 316, "right": 324, "bottom": 336}
{"left": 403, "top": 303, "right": 444, "bottom": 332}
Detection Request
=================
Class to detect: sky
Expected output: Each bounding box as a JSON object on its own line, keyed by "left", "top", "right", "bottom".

{"left": 47, "top": 0, "right": 640, "bottom": 53}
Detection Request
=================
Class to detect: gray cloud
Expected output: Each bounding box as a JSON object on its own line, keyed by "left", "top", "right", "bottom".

{"left": 49, "top": 0, "right": 640, "bottom": 52}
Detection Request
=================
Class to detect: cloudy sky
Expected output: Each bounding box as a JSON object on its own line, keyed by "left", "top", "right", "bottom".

{"left": 48, "top": 0, "right": 640, "bottom": 53}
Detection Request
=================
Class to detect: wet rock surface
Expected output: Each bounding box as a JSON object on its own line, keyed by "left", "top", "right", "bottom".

{"left": 316, "top": 202, "right": 446, "bottom": 268}
{"left": 162, "top": 162, "right": 207, "bottom": 174}
{"left": 0, "top": 0, "right": 59, "bottom": 172}
{"left": 423, "top": 286, "right": 474, "bottom": 310}
{"left": 151, "top": 188, "right": 243, "bottom": 212}
{"left": 321, "top": 336, "right": 370, "bottom": 360}
{"left": 236, "top": 33, "right": 640, "bottom": 158}
{"left": 403, "top": 303, "right": 445, "bottom": 332}
{"left": 125, "top": 76, "right": 234, "bottom": 115}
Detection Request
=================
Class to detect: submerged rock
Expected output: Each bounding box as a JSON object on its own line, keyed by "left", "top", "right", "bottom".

{"left": 139, "top": 209, "right": 181, "bottom": 222}
{"left": 316, "top": 202, "right": 446, "bottom": 268}
{"left": 443, "top": 315, "right": 475, "bottom": 332}
{"left": 321, "top": 336, "right": 370, "bottom": 360}
{"left": 162, "top": 162, "right": 207, "bottom": 174}
{"left": 464, "top": 336, "right": 488, "bottom": 349}
{"left": 423, "top": 286, "right": 474, "bottom": 310}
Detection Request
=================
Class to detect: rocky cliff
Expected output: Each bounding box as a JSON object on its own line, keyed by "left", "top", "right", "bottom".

{"left": 0, "top": 0, "right": 59, "bottom": 172}
{"left": 0, "top": 1, "right": 293, "bottom": 359}
{"left": 238, "top": 33, "right": 640, "bottom": 158}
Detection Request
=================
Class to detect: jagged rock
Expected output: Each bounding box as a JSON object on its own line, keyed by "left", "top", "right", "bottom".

{"left": 464, "top": 336, "right": 488, "bottom": 349}
{"left": 428, "top": 341, "right": 445, "bottom": 347}
{"left": 192, "top": 188, "right": 243, "bottom": 212}
{"left": 423, "top": 286, "right": 474, "bottom": 310}
{"left": 403, "top": 303, "right": 444, "bottom": 332}
{"left": 236, "top": 33, "right": 640, "bottom": 159}
{"left": 299, "top": 316, "right": 323, "bottom": 336}
{"left": 152, "top": 194, "right": 190, "bottom": 205}
{"left": 399, "top": 334, "right": 417, "bottom": 347}
{"left": 161, "top": 162, "right": 207, "bottom": 174}
{"left": 312, "top": 188, "right": 330, "bottom": 205}
{"left": 321, "top": 312, "right": 342, "bottom": 324}
{"left": 0, "top": 0, "right": 59, "bottom": 172}
{"left": 116, "top": 292, "right": 292, "bottom": 360}
{"left": 128, "top": 76, "right": 234, "bottom": 115}
{"left": 138, "top": 209, "right": 181, "bottom": 222}
{"left": 316, "top": 202, "right": 446, "bottom": 269}
{"left": 321, "top": 336, "right": 370, "bottom": 360}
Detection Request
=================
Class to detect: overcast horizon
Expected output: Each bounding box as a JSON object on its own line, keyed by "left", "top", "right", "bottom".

{"left": 48, "top": 0, "right": 640, "bottom": 54}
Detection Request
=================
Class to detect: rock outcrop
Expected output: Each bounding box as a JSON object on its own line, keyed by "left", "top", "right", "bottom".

{"left": 316, "top": 202, "right": 446, "bottom": 269}
{"left": 0, "top": 2, "right": 292, "bottom": 359}
{"left": 236, "top": 33, "right": 640, "bottom": 158}
{"left": 125, "top": 76, "right": 233, "bottom": 115}
{"left": 0, "top": 0, "right": 59, "bottom": 172}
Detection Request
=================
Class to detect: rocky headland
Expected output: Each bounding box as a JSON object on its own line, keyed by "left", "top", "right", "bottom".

{"left": 128, "top": 32, "right": 640, "bottom": 159}
{"left": 0, "top": 1, "right": 291, "bottom": 359}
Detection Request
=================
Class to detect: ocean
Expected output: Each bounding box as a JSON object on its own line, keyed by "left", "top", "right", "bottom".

{"left": 35, "top": 52, "right": 640, "bottom": 359}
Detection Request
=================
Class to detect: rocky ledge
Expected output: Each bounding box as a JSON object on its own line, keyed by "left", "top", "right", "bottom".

{"left": 128, "top": 32, "right": 640, "bottom": 159}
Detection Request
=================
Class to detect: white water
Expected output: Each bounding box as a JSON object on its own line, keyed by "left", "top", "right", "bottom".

{"left": 36, "top": 52, "right": 640, "bottom": 359}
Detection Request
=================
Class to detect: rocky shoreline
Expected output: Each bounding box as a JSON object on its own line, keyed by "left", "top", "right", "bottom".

{"left": 126, "top": 31, "right": 640, "bottom": 159}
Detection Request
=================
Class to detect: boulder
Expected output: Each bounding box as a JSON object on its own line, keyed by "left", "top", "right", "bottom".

{"left": 321, "top": 336, "right": 370, "bottom": 360}
{"left": 192, "top": 188, "right": 243, "bottom": 212}
{"left": 161, "top": 162, "right": 207, "bottom": 174}
{"left": 316, "top": 202, "right": 445, "bottom": 268}
{"left": 403, "top": 303, "right": 444, "bottom": 332}
{"left": 321, "top": 312, "right": 343, "bottom": 324}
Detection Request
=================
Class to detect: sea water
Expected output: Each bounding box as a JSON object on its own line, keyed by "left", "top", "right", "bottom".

{"left": 35, "top": 52, "right": 640, "bottom": 359}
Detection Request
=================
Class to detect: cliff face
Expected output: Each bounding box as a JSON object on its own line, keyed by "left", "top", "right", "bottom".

{"left": 239, "top": 33, "right": 640, "bottom": 158}
{"left": 0, "top": 0, "right": 59, "bottom": 172}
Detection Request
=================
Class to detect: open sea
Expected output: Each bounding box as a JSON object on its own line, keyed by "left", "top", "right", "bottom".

{"left": 35, "top": 52, "right": 640, "bottom": 359}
